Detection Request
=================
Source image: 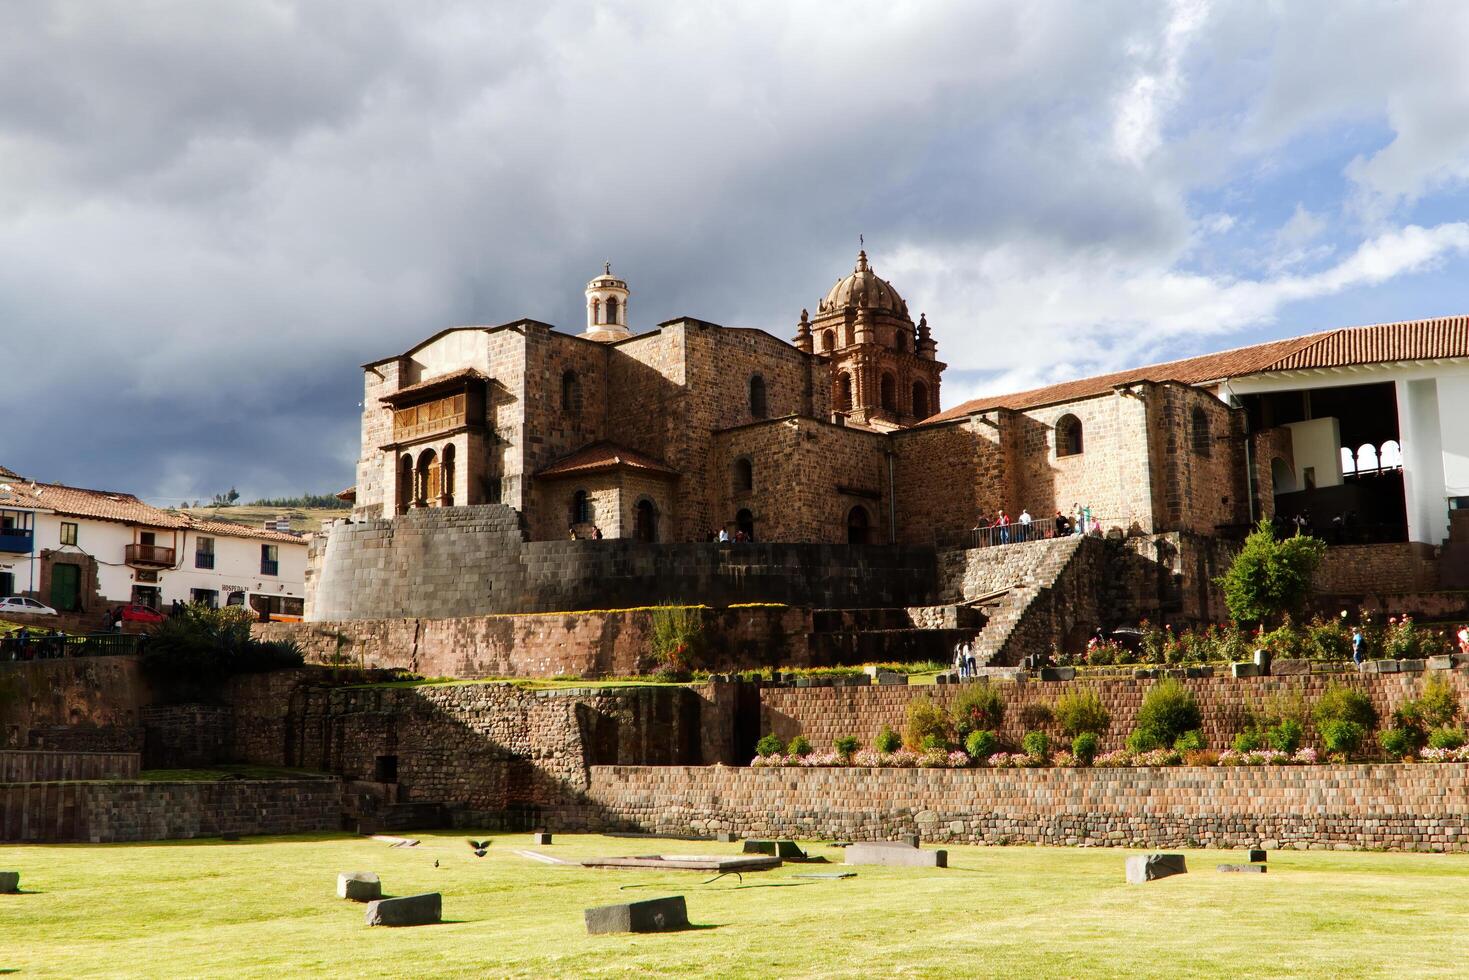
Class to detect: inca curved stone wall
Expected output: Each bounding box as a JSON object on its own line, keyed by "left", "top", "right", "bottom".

{"left": 309, "top": 505, "right": 938, "bottom": 620}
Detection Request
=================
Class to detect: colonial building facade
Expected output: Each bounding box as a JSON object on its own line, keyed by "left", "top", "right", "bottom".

{"left": 349, "top": 251, "right": 1468, "bottom": 552}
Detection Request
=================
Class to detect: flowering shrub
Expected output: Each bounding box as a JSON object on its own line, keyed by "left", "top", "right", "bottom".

{"left": 1419, "top": 746, "right": 1469, "bottom": 763}
{"left": 1217, "top": 747, "right": 1319, "bottom": 766}
{"left": 1092, "top": 748, "right": 1184, "bottom": 768}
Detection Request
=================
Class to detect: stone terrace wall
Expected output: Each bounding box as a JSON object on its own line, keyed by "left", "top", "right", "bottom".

{"left": 759, "top": 670, "right": 1469, "bottom": 756}
{"left": 0, "top": 655, "right": 149, "bottom": 752}
{"left": 309, "top": 505, "right": 937, "bottom": 621}
{"left": 561, "top": 763, "right": 1469, "bottom": 851}
{"left": 0, "top": 750, "right": 139, "bottom": 782}
{"left": 0, "top": 778, "right": 340, "bottom": 843}
{"left": 228, "top": 674, "right": 714, "bottom": 810}
{"left": 257, "top": 606, "right": 811, "bottom": 679}
{"left": 1316, "top": 543, "right": 1441, "bottom": 594}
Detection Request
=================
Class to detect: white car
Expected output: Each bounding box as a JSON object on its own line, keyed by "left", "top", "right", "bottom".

{"left": 0, "top": 596, "right": 58, "bottom": 616}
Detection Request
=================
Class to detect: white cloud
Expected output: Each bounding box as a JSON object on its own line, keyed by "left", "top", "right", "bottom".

{"left": 1112, "top": 0, "right": 1209, "bottom": 166}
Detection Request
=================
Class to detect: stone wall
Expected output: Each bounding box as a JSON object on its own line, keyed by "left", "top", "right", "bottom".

{"left": 309, "top": 506, "right": 938, "bottom": 621}
{"left": 560, "top": 762, "right": 1469, "bottom": 851}
{"left": 141, "top": 704, "right": 233, "bottom": 768}
{"left": 227, "top": 673, "right": 715, "bottom": 810}
{"left": 0, "top": 750, "right": 139, "bottom": 782}
{"left": 0, "top": 778, "right": 340, "bottom": 843}
{"left": 257, "top": 606, "right": 810, "bottom": 679}
{"left": 1316, "top": 542, "right": 1442, "bottom": 594}
{"left": 757, "top": 670, "right": 1469, "bottom": 757}
{"left": 0, "top": 655, "right": 149, "bottom": 752}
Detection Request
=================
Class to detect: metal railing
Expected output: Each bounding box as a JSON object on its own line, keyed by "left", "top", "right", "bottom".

{"left": 260, "top": 559, "right": 279, "bottom": 576}
{"left": 195, "top": 551, "right": 215, "bottom": 569}
{"left": 0, "top": 529, "right": 33, "bottom": 554}
{"left": 959, "top": 519, "right": 1100, "bottom": 550}
{"left": 0, "top": 632, "right": 146, "bottom": 662}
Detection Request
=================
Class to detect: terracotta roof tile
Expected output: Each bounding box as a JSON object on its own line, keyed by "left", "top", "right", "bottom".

{"left": 181, "top": 516, "right": 306, "bottom": 544}
{"left": 379, "top": 368, "right": 488, "bottom": 404}
{"left": 20, "top": 483, "right": 188, "bottom": 528}
{"left": 536, "top": 441, "right": 679, "bottom": 479}
{"left": 925, "top": 315, "right": 1469, "bottom": 423}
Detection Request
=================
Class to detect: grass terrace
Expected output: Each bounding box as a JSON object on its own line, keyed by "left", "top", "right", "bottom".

{"left": 5, "top": 833, "right": 1469, "bottom": 977}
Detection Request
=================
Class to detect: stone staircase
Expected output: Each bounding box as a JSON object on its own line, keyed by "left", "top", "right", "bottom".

{"left": 956, "top": 536, "right": 1097, "bottom": 667}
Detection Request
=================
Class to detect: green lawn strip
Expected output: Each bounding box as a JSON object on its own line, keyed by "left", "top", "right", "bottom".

{"left": 135, "top": 765, "right": 334, "bottom": 782}
{"left": 5, "top": 834, "right": 1469, "bottom": 977}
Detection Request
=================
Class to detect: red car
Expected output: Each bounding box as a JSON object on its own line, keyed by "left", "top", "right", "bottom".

{"left": 118, "top": 603, "right": 165, "bottom": 624}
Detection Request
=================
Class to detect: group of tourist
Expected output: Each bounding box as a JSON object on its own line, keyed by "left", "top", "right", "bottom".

{"left": 952, "top": 638, "right": 977, "bottom": 678}
{"left": 972, "top": 503, "right": 1102, "bottom": 546}
{"left": 707, "top": 527, "right": 756, "bottom": 543}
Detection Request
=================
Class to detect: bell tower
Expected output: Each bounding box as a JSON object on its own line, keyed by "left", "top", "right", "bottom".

{"left": 582, "top": 262, "right": 631, "bottom": 342}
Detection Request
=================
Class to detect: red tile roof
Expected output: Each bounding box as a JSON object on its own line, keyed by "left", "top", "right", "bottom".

{"left": 926, "top": 315, "right": 1469, "bottom": 423}
{"left": 536, "top": 441, "right": 679, "bottom": 479}
{"left": 181, "top": 516, "right": 305, "bottom": 544}
{"left": 1, "top": 479, "right": 304, "bottom": 543}
{"left": 379, "top": 368, "right": 489, "bottom": 404}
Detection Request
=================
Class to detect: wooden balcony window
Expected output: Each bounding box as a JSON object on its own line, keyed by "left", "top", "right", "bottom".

{"left": 125, "top": 543, "right": 176, "bottom": 567}
{"left": 392, "top": 393, "right": 467, "bottom": 443}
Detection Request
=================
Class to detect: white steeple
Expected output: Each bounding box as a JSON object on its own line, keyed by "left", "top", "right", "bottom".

{"left": 582, "top": 261, "right": 631, "bottom": 342}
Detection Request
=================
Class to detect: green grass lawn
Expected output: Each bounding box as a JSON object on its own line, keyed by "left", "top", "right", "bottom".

{"left": 4, "top": 833, "right": 1468, "bottom": 978}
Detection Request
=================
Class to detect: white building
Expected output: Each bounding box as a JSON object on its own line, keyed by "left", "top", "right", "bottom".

{"left": 0, "top": 467, "right": 307, "bottom": 620}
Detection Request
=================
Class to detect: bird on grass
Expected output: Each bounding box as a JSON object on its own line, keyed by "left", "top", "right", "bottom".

{"left": 434, "top": 859, "right": 439, "bottom": 868}
{"left": 468, "top": 840, "right": 491, "bottom": 858}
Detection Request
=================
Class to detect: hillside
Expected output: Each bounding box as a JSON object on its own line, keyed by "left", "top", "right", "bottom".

{"left": 179, "top": 505, "right": 346, "bottom": 535}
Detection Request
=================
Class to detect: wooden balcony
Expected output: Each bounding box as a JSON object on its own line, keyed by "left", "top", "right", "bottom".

{"left": 125, "top": 543, "right": 175, "bottom": 568}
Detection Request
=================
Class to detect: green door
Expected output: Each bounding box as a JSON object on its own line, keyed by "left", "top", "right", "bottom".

{"left": 50, "top": 563, "right": 80, "bottom": 612}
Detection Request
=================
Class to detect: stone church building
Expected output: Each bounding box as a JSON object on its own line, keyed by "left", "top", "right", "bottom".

{"left": 349, "top": 249, "right": 1469, "bottom": 556}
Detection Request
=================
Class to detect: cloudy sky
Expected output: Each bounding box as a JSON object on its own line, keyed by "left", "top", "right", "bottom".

{"left": 3, "top": 1, "right": 1468, "bottom": 503}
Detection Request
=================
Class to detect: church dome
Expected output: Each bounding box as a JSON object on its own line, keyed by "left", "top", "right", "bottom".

{"left": 820, "top": 250, "right": 908, "bottom": 317}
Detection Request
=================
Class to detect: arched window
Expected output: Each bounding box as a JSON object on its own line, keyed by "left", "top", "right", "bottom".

{"left": 911, "top": 381, "right": 929, "bottom": 419}
{"left": 561, "top": 370, "right": 582, "bottom": 414}
{"left": 846, "top": 505, "right": 870, "bottom": 545}
{"left": 441, "top": 444, "right": 456, "bottom": 507}
{"left": 634, "top": 499, "right": 657, "bottom": 542}
{"left": 733, "top": 457, "right": 754, "bottom": 493}
{"left": 1190, "top": 406, "right": 1211, "bottom": 457}
{"left": 416, "top": 448, "right": 439, "bottom": 506}
{"left": 836, "top": 373, "right": 853, "bottom": 412}
{"left": 1380, "top": 440, "right": 1403, "bottom": 469}
{"left": 1357, "top": 443, "right": 1380, "bottom": 473}
{"left": 880, "top": 373, "right": 896, "bottom": 412}
{"left": 397, "top": 454, "right": 413, "bottom": 514}
{"left": 570, "top": 490, "right": 592, "bottom": 526}
{"left": 748, "top": 375, "right": 768, "bottom": 419}
{"left": 605, "top": 296, "right": 619, "bottom": 325}
{"left": 590, "top": 298, "right": 600, "bottom": 324}
{"left": 1055, "top": 414, "right": 1083, "bottom": 457}
{"left": 1340, "top": 446, "right": 1357, "bottom": 476}
{"left": 821, "top": 329, "right": 835, "bottom": 352}
{"left": 735, "top": 508, "right": 755, "bottom": 541}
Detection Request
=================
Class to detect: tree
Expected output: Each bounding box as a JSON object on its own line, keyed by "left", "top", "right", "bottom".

{"left": 1217, "top": 520, "right": 1325, "bottom": 625}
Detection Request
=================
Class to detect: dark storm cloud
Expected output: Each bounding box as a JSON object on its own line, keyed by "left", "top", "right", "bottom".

{"left": 2, "top": 1, "right": 1466, "bottom": 499}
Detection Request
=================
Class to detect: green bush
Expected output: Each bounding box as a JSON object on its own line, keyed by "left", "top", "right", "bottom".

{"left": 1232, "top": 728, "right": 1263, "bottom": 753}
{"left": 1127, "top": 727, "right": 1167, "bottom": 752}
{"left": 951, "top": 684, "right": 1005, "bottom": 737}
{"left": 1021, "top": 731, "right": 1050, "bottom": 759}
{"left": 1135, "top": 679, "right": 1201, "bottom": 746}
{"left": 904, "top": 696, "right": 953, "bottom": 751}
{"left": 1172, "top": 729, "right": 1206, "bottom": 753}
{"left": 1071, "top": 731, "right": 1100, "bottom": 765}
{"left": 1314, "top": 684, "right": 1377, "bottom": 730}
{"left": 1267, "top": 719, "right": 1304, "bottom": 754}
{"left": 787, "top": 735, "right": 813, "bottom": 757}
{"left": 1217, "top": 520, "right": 1326, "bottom": 624}
{"left": 755, "top": 733, "right": 784, "bottom": 757}
{"left": 647, "top": 602, "right": 703, "bottom": 677}
{"left": 142, "top": 605, "right": 303, "bottom": 693}
{"left": 833, "top": 735, "right": 860, "bottom": 758}
{"left": 1260, "top": 621, "right": 1308, "bottom": 661}
{"left": 964, "top": 730, "right": 998, "bottom": 758}
{"left": 1378, "top": 727, "right": 1416, "bottom": 758}
{"left": 1054, "top": 689, "right": 1110, "bottom": 736}
{"left": 873, "top": 725, "right": 902, "bottom": 754}
{"left": 1306, "top": 617, "right": 1354, "bottom": 661}
{"left": 1417, "top": 674, "right": 1459, "bottom": 728}
{"left": 1320, "top": 719, "right": 1366, "bottom": 757}
{"left": 921, "top": 734, "right": 948, "bottom": 752}
{"left": 1428, "top": 726, "right": 1467, "bottom": 750}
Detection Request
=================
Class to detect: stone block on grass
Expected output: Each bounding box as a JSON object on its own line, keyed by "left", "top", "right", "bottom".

{"left": 532, "top": 832, "right": 553, "bottom": 846}
{"left": 845, "top": 844, "right": 946, "bottom": 868}
{"left": 742, "top": 839, "right": 808, "bottom": 860}
{"left": 1230, "top": 662, "right": 1257, "bottom": 679}
{"left": 338, "top": 872, "right": 382, "bottom": 902}
{"left": 0, "top": 872, "right": 18, "bottom": 894}
{"left": 1217, "top": 864, "right": 1267, "bottom": 873}
{"left": 1248, "top": 849, "right": 1267, "bottom": 863}
{"left": 1125, "top": 853, "right": 1187, "bottom": 884}
{"left": 584, "top": 895, "right": 689, "bottom": 934}
{"left": 364, "top": 892, "right": 441, "bottom": 927}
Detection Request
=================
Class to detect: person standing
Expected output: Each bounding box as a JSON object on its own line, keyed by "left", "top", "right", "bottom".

{"left": 996, "top": 509, "right": 1010, "bottom": 545}
{"left": 964, "top": 639, "right": 977, "bottom": 678}
{"left": 1352, "top": 626, "right": 1366, "bottom": 666}
{"left": 1018, "top": 508, "right": 1032, "bottom": 542}
{"left": 953, "top": 638, "right": 967, "bottom": 680}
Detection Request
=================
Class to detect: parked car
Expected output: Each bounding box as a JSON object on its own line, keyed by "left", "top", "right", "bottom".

{"left": 118, "top": 603, "right": 165, "bottom": 624}
{"left": 0, "top": 596, "right": 58, "bottom": 616}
